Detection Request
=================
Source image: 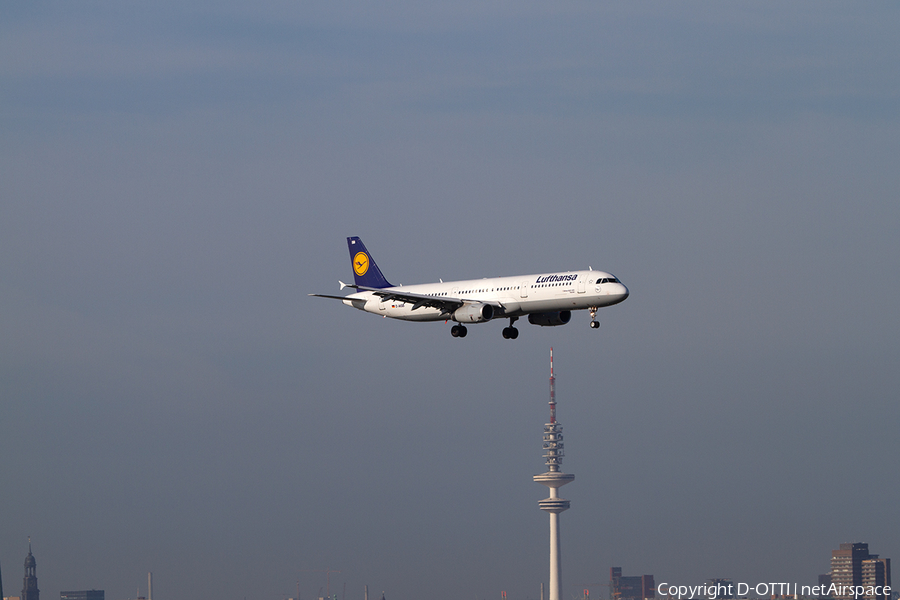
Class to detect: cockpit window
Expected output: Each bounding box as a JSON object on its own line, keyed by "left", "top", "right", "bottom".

{"left": 596, "top": 277, "right": 620, "bottom": 284}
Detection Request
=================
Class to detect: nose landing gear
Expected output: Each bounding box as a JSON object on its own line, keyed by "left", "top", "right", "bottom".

{"left": 589, "top": 307, "right": 600, "bottom": 329}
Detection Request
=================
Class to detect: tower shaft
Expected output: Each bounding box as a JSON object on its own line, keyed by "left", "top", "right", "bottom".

{"left": 548, "top": 512, "right": 562, "bottom": 600}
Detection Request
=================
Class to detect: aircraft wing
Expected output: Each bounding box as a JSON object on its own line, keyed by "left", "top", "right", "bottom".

{"left": 344, "top": 284, "right": 465, "bottom": 315}
{"left": 341, "top": 283, "right": 510, "bottom": 316}
{"left": 308, "top": 287, "right": 463, "bottom": 314}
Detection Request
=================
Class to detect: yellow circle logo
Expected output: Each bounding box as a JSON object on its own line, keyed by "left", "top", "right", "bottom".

{"left": 353, "top": 252, "right": 370, "bottom": 276}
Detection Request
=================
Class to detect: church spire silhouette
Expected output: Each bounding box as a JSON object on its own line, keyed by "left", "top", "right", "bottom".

{"left": 23, "top": 538, "right": 40, "bottom": 600}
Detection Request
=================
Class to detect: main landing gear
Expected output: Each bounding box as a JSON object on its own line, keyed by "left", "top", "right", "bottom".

{"left": 502, "top": 316, "right": 519, "bottom": 340}
{"left": 589, "top": 307, "right": 600, "bottom": 329}
{"left": 450, "top": 318, "right": 521, "bottom": 339}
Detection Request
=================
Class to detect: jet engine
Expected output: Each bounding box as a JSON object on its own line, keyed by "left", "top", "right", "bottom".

{"left": 453, "top": 302, "right": 494, "bottom": 323}
{"left": 527, "top": 310, "right": 572, "bottom": 326}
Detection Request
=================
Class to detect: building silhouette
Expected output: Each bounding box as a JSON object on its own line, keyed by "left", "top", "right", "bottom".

{"left": 862, "top": 557, "right": 891, "bottom": 600}
{"left": 60, "top": 592, "right": 104, "bottom": 600}
{"left": 22, "top": 542, "right": 39, "bottom": 600}
{"left": 830, "top": 543, "right": 891, "bottom": 600}
{"left": 609, "top": 567, "right": 654, "bottom": 600}
{"left": 832, "top": 543, "right": 870, "bottom": 593}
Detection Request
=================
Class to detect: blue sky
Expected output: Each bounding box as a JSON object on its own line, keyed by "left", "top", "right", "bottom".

{"left": 2, "top": 2, "right": 899, "bottom": 600}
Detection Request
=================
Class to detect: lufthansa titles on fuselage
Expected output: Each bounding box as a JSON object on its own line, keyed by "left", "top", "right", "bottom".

{"left": 535, "top": 274, "right": 578, "bottom": 284}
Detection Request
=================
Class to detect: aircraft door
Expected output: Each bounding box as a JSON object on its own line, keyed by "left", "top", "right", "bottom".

{"left": 577, "top": 275, "right": 586, "bottom": 293}
{"left": 520, "top": 281, "right": 529, "bottom": 298}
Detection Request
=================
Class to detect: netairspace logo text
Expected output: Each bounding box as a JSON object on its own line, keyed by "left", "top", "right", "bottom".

{"left": 657, "top": 582, "right": 892, "bottom": 599}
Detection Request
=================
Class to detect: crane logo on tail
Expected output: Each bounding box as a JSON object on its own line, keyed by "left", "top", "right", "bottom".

{"left": 353, "top": 252, "right": 370, "bottom": 276}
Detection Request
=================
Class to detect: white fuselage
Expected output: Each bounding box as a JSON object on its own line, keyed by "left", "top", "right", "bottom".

{"left": 342, "top": 270, "right": 629, "bottom": 322}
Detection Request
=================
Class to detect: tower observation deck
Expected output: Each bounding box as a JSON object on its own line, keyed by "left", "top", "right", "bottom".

{"left": 534, "top": 348, "right": 574, "bottom": 600}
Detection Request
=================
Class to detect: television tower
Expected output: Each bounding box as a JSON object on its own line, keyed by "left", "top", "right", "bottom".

{"left": 534, "top": 348, "right": 574, "bottom": 600}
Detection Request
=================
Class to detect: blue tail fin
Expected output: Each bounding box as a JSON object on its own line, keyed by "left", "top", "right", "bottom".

{"left": 347, "top": 237, "right": 393, "bottom": 288}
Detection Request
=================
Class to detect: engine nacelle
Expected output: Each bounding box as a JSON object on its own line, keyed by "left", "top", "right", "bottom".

{"left": 527, "top": 310, "right": 572, "bottom": 327}
{"left": 453, "top": 302, "right": 494, "bottom": 323}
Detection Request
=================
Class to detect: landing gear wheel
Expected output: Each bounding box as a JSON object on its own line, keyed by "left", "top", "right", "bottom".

{"left": 451, "top": 325, "right": 461, "bottom": 337}
{"left": 502, "top": 327, "right": 519, "bottom": 339}
{"left": 458, "top": 325, "right": 467, "bottom": 337}
{"left": 589, "top": 307, "right": 599, "bottom": 329}
{"left": 590, "top": 320, "right": 600, "bottom": 329}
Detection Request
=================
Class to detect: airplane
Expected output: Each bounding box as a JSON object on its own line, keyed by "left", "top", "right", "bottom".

{"left": 310, "top": 237, "right": 629, "bottom": 339}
